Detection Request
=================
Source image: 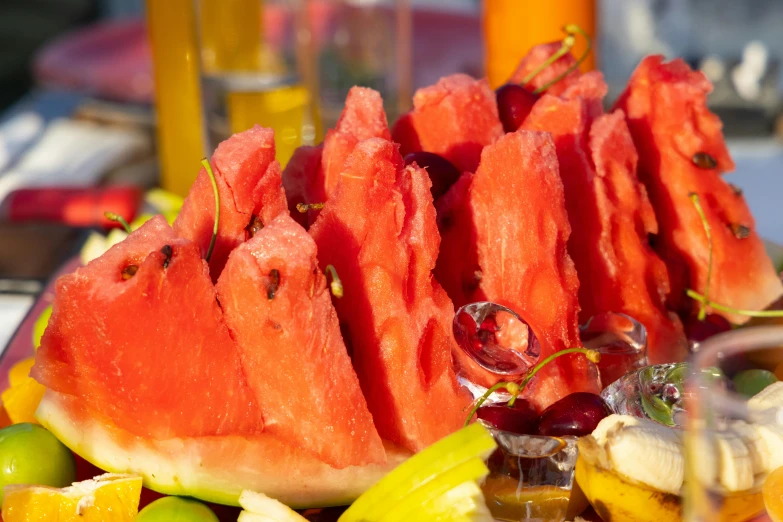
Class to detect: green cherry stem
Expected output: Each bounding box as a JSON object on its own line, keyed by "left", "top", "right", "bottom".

{"left": 689, "top": 193, "right": 712, "bottom": 321}
{"left": 686, "top": 289, "right": 783, "bottom": 318}
{"left": 463, "top": 347, "right": 600, "bottom": 427}
{"left": 325, "top": 265, "right": 343, "bottom": 298}
{"left": 104, "top": 212, "right": 132, "bottom": 234}
{"left": 533, "top": 24, "right": 593, "bottom": 95}
{"left": 202, "top": 158, "right": 220, "bottom": 263}
{"left": 521, "top": 33, "right": 576, "bottom": 86}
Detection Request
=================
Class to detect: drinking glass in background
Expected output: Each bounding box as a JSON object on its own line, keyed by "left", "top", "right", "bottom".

{"left": 195, "top": 0, "right": 314, "bottom": 168}
{"left": 482, "top": 0, "right": 596, "bottom": 89}
{"left": 684, "top": 326, "right": 783, "bottom": 522}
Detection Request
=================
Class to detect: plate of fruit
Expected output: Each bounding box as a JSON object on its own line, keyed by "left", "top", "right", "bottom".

{"left": 2, "top": 26, "right": 783, "bottom": 522}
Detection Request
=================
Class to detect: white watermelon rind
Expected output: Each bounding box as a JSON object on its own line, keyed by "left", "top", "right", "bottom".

{"left": 36, "top": 391, "right": 410, "bottom": 508}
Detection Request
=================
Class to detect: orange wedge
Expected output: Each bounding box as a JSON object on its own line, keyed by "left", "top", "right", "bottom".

{"left": 3, "top": 358, "right": 45, "bottom": 424}
{"left": 2, "top": 473, "right": 142, "bottom": 522}
{"left": 764, "top": 465, "right": 783, "bottom": 522}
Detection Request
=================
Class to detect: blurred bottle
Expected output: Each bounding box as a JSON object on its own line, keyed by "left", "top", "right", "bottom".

{"left": 483, "top": 0, "right": 596, "bottom": 89}
{"left": 146, "top": 0, "right": 206, "bottom": 197}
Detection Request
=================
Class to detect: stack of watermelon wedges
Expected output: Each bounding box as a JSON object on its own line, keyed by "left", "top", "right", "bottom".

{"left": 30, "top": 41, "right": 783, "bottom": 510}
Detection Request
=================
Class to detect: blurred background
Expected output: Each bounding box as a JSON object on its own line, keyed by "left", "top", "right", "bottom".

{"left": 1, "top": 0, "right": 782, "bottom": 346}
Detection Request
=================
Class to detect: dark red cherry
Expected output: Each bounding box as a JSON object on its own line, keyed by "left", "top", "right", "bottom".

{"left": 496, "top": 83, "right": 539, "bottom": 133}
{"left": 403, "top": 152, "right": 462, "bottom": 200}
{"left": 476, "top": 398, "right": 538, "bottom": 435}
{"left": 683, "top": 313, "right": 732, "bottom": 343}
{"left": 536, "top": 392, "right": 611, "bottom": 437}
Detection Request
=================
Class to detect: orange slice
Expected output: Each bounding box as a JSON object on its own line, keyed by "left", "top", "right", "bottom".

{"left": 8, "top": 358, "right": 34, "bottom": 388}
{"left": 2, "top": 473, "right": 142, "bottom": 522}
{"left": 764, "top": 465, "right": 783, "bottom": 522}
{"left": 2, "top": 358, "right": 46, "bottom": 424}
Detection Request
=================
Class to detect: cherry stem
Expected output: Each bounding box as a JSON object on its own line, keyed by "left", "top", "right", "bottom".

{"left": 296, "top": 202, "right": 325, "bottom": 213}
{"left": 202, "top": 158, "right": 220, "bottom": 263}
{"left": 104, "top": 212, "right": 131, "bottom": 234}
{"left": 463, "top": 347, "right": 600, "bottom": 427}
{"left": 689, "top": 193, "right": 712, "bottom": 321}
{"left": 521, "top": 33, "right": 576, "bottom": 86}
{"left": 687, "top": 289, "right": 783, "bottom": 318}
{"left": 533, "top": 24, "right": 593, "bottom": 95}
{"left": 325, "top": 264, "right": 343, "bottom": 298}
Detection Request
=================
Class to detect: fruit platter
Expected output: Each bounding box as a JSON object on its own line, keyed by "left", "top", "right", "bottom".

{"left": 4, "top": 26, "right": 783, "bottom": 522}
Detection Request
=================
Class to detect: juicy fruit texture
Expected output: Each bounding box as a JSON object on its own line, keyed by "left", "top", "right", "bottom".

{"left": 339, "top": 423, "right": 496, "bottom": 522}
{"left": 2, "top": 473, "right": 142, "bottom": 522}
{"left": 38, "top": 392, "right": 410, "bottom": 508}
{"left": 506, "top": 41, "right": 580, "bottom": 97}
{"left": 136, "top": 496, "right": 219, "bottom": 522}
{"left": 536, "top": 392, "right": 611, "bottom": 437}
{"left": 435, "top": 130, "right": 598, "bottom": 410}
{"left": 3, "top": 357, "right": 45, "bottom": 424}
{"left": 33, "top": 216, "right": 262, "bottom": 439}
{"left": 215, "top": 213, "right": 385, "bottom": 468}
{"left": 174, "top": 125, "right": 287, "bottom": 279}
{"left": 522, "top": 77, "right": 687, "bottom": 376}
{"left": 309, "top": 137, "right": 471, "bottom": 452}
{"left": 392, "top": 74, "right": 504, "bottom": 174}
{"left": 763, "top": 465, "right": 783, "bottom": 522}
{"left": 615, "top": 55, "right": 783, "bottom": 323}
{"left": 238, "top": 490, "right": 308, "bottom": 522}
{"left": 0, "top": 423, "right": 76, "bottom": 504}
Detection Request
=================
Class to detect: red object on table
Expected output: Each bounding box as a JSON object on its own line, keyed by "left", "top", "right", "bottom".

{"left": 3, "top": 187, "right": 141, "bottom": 229}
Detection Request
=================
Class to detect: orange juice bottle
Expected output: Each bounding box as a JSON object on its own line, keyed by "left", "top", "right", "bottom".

{"left": 146, "top": 0, "right": 206, "bottom": 197}
{"left": 483, "top": 0, "right": 596, "bottom": 89}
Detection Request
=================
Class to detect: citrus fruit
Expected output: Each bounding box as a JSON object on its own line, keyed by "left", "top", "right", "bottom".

{"left": 763, "top": 465, "right": 783, "bottom": 522}
{"left": 2, "top": 473, "right": 142, "bottom": 522}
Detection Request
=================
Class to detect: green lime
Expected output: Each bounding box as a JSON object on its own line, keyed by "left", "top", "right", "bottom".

{"left": 32, "top": 306, "right": 53, "bottom": 350}
{"left": 0, "top": 423, "right": 76, "bottom": 504}
{"left": 136, "top": 496, "right": 219, "bottom": 522}
{"left": 733, "top": 369, "right": 778, "bottom": 398}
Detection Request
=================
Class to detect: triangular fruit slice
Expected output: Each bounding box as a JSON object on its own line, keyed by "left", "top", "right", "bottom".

{"left": 434, "top": 130, "right": 599, "bottom": 411}
{"left": 33, "top": 216, "right": 262, "bottom": 439}
{"left": 521, "top": 79, "right": 688, "bottom": 376}
{"left": 309, "top": 137, "right": 471, "bottom": 452}
{"left": 506, "top": 41, "right": 580, "bottom": 96}
{"left": 391, "top": 74, "right": 504, "bottom": 174}
{"left": 174, "top": 125, "right": 287, "bottom": 279}
{"left": 614, "top": 56, "right": 783, "bottom": 323}
{"left": 215, "top": 213, "right": 385, "bottom": 468}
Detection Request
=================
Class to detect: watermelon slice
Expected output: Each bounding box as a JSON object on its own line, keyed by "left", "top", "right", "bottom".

{"left": 614, "top": 56, "right": 783, "bottom": 323}
{"left": 174, "top": 125, "right": 288, "bottom": 279}
{"left": 391, "top": 74, "right": 504, "bottom": 174}
{"left": 308, "top": 137, "right": 471, "bottom": 452}
{"left": 215, "top": 213, "right": 385, "bottom": 468}
{"left": 33, "top": 216, "right": 262, "bottom": 440}
{"left": 506, "top": 41, "right": 580, "bottom": 96}
{"left": 434, "top": 130, "right": 599, "bottom": 411}
{"left": 280, "top": 144, "right": 323, "bottom": 228}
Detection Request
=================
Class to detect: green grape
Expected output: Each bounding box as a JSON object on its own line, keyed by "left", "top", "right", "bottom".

{"left": 0, "top": 423, "right": 76, "bottom": 504}
{"left": 733, "top": 369, "right": 778, "bottom": 398}
{"left": 32, "top": 305, "right": 53, "bottom": 350}
{"left": 136, "top": 496, "right": 219, "bottom": 522}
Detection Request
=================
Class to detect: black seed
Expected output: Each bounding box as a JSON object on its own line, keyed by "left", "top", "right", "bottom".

{"left": 245, "top": 215, "right": 263, "bottom": 238}
{"left": 730, "top": 223, "right": 750, "bottom": 239}
{"left": 121, "top": 265, "right": 139, "bottom": 280}
{"left": 648, "top": 233, "right": 658, "bottom": 249}
{"left": 692, "top": 152, "right": 718, "bottom": 169}
{"left": 266, "top": 269, "right": 281, "bottom": 299}
{"left": 729, "top": 183, "right": 743, "bottom": 197}
{"left": 161, "top": 245, "right": 173, "bottom": 268}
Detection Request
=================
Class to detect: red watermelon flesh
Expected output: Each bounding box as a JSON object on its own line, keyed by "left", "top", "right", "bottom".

{"left": 33, "top": 216, "right": 263, "bottom": 440}
{"left": 434, "top": 130, "right": 600, "bottom": 411}
{"left": 391, "top": 74, "right": 504, "bottom": 174}
{"left": 281, "top": 144, "right": 324, "bottom": 228}
{"left": 215, "top": 213, "right": 385, "bottom": 468}
{"left": 308, "top": 137, "right": 471, "bottom": 452}
{"left": 507, "top": 41, "right": 580, "bottom": 97}
{"left": 560, "top": 71, "right": 608, "bottom": 123}
{"left": 174, "top": 125, "right": 288, "bottom": 279}
{"left": 614, "top": 56, "right": 783, "bottom": 323}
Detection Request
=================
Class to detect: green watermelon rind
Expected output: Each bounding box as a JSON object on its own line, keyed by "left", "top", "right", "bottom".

{"left": 36, "top": 392, "right": 410, "bottom": 508}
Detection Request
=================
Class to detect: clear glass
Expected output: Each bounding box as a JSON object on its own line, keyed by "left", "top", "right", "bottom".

{"left": 684, "top": 325, "right": 783, "bottom": 522}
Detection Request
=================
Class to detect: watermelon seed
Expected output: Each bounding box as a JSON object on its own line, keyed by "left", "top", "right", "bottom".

{"left": 729, "top": 183, "right": 744, "bottom": 197}
{"left": 325, "top": 265, "right": 343, "bottom": 298}
{"left": 729, "top": 223, "right": 750, "bottom": 239}
{"left": 245, "top": 215, "right": 263, "bottom": 238}
{"left": 161, "top": 245, "right": 173, "bottom": 268}
{"left": 121, "top": 265, "right": 139, "bottom": 280}
{"left": 296, "top": 202, "right": 325, "bottom": 213}
{"left": 104, "top": 212, "right": 132, "bottom": 234}
{"left": 692, "top": 152, "right": 718, "bottom": 170}
{"left": 266, "top": 269, "right": 281, "bottom": 299}
{"left": 647, "top": 233, "right": 658, "bottom": 249}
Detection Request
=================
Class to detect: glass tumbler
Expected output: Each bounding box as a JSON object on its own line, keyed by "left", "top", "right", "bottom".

{"left": 685, "top": 325, "right": 783, "bottom": 522}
